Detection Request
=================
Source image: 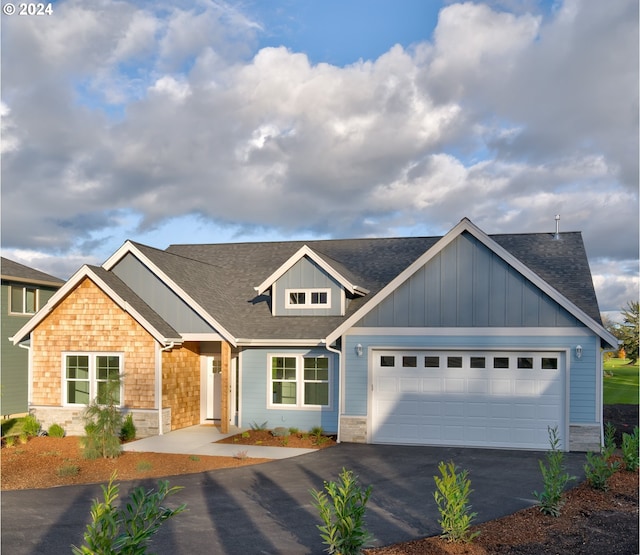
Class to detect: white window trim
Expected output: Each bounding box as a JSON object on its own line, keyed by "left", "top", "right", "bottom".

{"left": 267, "top": 354, "right": 332, "bottom": 410}
{"left": 62, "top": 352, "right": 124, "bottom": 406}
{"left": 284, "top": 288, "right": 331, "bottom": 309}
{"left": 8, "top": 285, "right": 39, "bottom": 315}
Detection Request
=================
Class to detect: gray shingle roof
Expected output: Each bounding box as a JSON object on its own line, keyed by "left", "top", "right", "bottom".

{"left": 1, "top": 257, "right": 64, "bottom": 286}
{"left": 157, "top": 231, "right": 602, "bottom": 340}
{"left": 89, "top": 266, "right": 182, "bottom": 341}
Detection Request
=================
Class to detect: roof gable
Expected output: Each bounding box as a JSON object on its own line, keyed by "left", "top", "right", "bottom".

{"left": 326, "top": 218, "right": 618, "bottom": 347}
{"left": 254, "top": 245, "right": 369, "bottom": 296}
{"left": 11, "top": 265, "right": 181, "bottom": 346}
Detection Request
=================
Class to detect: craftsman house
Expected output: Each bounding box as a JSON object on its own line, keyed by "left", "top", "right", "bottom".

{"left": 2, "top": 257, "right": 64, "bottom": 416}
{"left": 11, "top": 218, "right": 617, "bottom": 451}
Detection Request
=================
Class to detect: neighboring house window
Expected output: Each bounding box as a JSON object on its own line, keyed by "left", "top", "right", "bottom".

{"left": 64, "top": 353, "right": 122, "bottom": 405}
{"left": 9, "top": 286, "right": 38, "bottom": 314}
{"left": 270, "top": 355, "right": 331, "bottom": 407}
{"left": 285, "top": 288, "right": 331, "bottom": 308}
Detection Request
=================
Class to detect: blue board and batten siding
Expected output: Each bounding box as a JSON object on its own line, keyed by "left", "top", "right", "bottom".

{"left": 341, "top": 232, "right": 600, "bottom": 427}
{"left": 239, "top": 347, "right": 339, "bottom": 432}
{"left": 360, "top": 233, "right": 580, "bottom": 328}
{"left": 273, "top": 257, "right": 344, "bottom": 316}
{"left": 112, "top": 253, "right": 215, "bottom": 333}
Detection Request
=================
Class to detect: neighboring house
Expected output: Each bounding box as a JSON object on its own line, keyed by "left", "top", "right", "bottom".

{"left": 11, "top": 218, "right": 617, "bottom": 451}
{"left": 2, "top": 257, "right": 64, "bottom": 416}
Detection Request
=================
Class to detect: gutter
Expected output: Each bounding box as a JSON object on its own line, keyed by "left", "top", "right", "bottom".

{"left": 322, "top": 339, "right": 343, "bottom": 443}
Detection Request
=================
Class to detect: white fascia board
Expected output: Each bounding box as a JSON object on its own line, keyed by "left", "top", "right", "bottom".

{"left": 10, "top": 265, "right": 180, "bottom": 347}
{"left": 236, "top": 338, "right": 326, "bottom": 347}
{"left": 325, "top": 217, "right": 617, "bottom": 348}
{"left": 103, "top": 241, "right": 238, "bottom": 347}
{"left": 345, "top": 327, "right": 598, "bottom": 337}
{"left": 254, "top": 245, "right": 365, "bottom": 296}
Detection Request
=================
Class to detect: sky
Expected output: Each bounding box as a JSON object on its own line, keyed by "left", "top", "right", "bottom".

{"left": 1, "top": 0, "right": 638, "bottom": 321}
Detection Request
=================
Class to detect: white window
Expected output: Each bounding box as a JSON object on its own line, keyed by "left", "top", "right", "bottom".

{"left": 9, "top": 286, "right": 38, "bottom": 314}
{"left": 269, "top": 355, "right": 330, "bottom": 408}
{"left": 63, "top": 353, "right": 123, "bottom": 405}
{"left": 285, "top": 288, "right": 331, "bottom": 308}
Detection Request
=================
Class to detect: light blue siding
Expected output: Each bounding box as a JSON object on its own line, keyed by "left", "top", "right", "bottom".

{"left": 359, "top": 232, "right": 581, "bottom": 328}
{"left": 240, "top": 347, "right": 339, "bottom": 432}
{"left": 344, "top": 333, "right": 598, "bottom": 424}
{"left": 273, "top": 257, "right": 343, "bottom": 316}
{"left": 112, "top": 254, "right": 215, "bottom": 333}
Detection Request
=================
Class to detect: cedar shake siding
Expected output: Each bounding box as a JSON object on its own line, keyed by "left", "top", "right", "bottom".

{"left": 31, "top": 278, "right": 156, "bottom": 408}
{"left": 162, "top": 342, "right": 201, "bottom": 430}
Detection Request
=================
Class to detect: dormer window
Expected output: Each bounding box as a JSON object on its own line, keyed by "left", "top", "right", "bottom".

{"left": 285, "top": 288, "right": 331, "bottom": 308}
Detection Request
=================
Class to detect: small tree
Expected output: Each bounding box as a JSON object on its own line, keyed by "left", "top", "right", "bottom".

{"left": 71, "top": 472, "right": 186, "bottom": 554}
{"left": 81, "top": 378, "right": 123, "bottom": 459}
{"left": 619, "top": 301, "right": 639, "bottom": 363}
{"left": 311, "top": 467, "right": 374, "bottom": 554}
{"left": 433, "top": 461, "right": 479, "bottom": 543}
{"left": 533, "top": 426, "right": 576, "bottom": 516}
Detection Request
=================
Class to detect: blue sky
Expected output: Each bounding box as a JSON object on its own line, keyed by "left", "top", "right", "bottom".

{"left": 1, "top": 0, "right": 638, "bottom": 318}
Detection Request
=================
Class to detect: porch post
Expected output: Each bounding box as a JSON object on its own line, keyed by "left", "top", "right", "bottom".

{"left": 220, "top": 341, "right": 231, "bottom": 433}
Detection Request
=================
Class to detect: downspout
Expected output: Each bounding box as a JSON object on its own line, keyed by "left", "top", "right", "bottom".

{"left": 323, "top": 339, "right": 343, "bottom": 443}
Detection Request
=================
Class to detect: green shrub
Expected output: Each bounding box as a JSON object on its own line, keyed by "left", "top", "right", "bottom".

{"left": 533, "top": 426, "right": 576, "bottom": 517}
{"left": 22, "top": 414, "right": 41, "bottom": 437}
{"left": 57, "top": 462, "right": 80, "bottom": 477}
{"left": 433, "top": 461, "right": 479, "bottom": 543}
{"left": 4, "top": 435, "right": 16, "bottom": 448}
{"left": 80, "top": 381, "right": 123, "bottom": 459}
{"left": 250, "top": 421, "right": 268, "bottom": 431}
{"left": 311, "top": 467, "right": 373, "bottom": 555}
{"left": 48, "top": 423, "right": 65, "bottom": 438}
{"left": 288, "top": 427, "right": 300, "bottom": 434}
{"left": 119, "top": 413, "right": 136, "bottom": 442}
{"left": 241, "top": 431, "right": 250, "bottom": 439}
{"left": 71, "top": 472, "right": 186, "bottom": 554}
{"left": 621, "top": 426, "right": 639, "bottom": 472}
{"left": 584, "top": 451, "right": 620, "bottom": 491}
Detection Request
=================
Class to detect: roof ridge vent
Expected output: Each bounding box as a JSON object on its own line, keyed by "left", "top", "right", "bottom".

{"left": 553, "top": 214, "right": 561, "bottom": 240}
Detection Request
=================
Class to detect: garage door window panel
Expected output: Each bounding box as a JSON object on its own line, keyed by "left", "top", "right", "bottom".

{"left": 493, "top": 357, "right": 510, "bottom": 369}
{"left": 425, "top": 356, "right": 440, "bottom": 368}
{"left": 447, "top": 356, "right": 463, "bottom": 368}
{"left": 380, "top": 356, "right": 395, "bottom": 367}
{"left": 402, "top": 356, "right": 417, "bottom": 368}
{"left": 517, "top": 357, "right": 534, "bottom": 369}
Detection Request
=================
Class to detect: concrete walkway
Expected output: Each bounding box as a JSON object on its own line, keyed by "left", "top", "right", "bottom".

{"left": 122, "top": 424, "right": 317, "bottom": 459}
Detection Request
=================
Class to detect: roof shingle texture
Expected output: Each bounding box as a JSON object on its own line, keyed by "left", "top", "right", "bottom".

{"left": 1, "top": 257, "right": 64, "bottom": 285}
{"left": 129, "top": 231, "right": 604, "bottom": 341}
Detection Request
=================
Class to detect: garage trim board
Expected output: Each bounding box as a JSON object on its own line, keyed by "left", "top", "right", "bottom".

{"left": 369, "top": 349, "right": 568, "bottom": 450}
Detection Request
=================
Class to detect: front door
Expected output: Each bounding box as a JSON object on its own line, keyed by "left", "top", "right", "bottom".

{"left": 206, "top": 356, "right": 222, "bottom": 420}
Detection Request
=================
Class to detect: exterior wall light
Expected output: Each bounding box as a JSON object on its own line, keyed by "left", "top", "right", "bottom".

{"left": 355, "top": 344, "right": 363, "bottom": 357}
{"left": 576, "top": 345, "right": 583, "bottom": 359}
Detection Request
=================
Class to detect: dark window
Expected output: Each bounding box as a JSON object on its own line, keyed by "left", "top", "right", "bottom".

{"left": 402, "top": 356, "right": 417, "bottom": 368}
{"left": 380, "top": 356, "right": 395, "bottom": 367}
{"left": 493, "top": 357, "right": 509, "bottom": 369}
{"left": 311, "top": 291, "right": 328, "bottom": 304}
{"left": 517, "top": 357, "right": 534, "bottom": 369}
{"left": 447, "top": 356, "right": 463, "bottom": 368}
{"left": 289, "top": 292, "right": 305, "bottom": 305}
{"left": 424, "top": 356, "right": 440, "bottom": 368}
{"left": 470, "top": 357, "right": 486, "bottom": 368}
{"left": 542, "top": 357, "right": 558, "bottom": 370}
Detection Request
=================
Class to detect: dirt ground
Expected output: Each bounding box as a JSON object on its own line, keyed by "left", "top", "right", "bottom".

{"left": 1, "top": 407, "right": 638, "bottom": 554}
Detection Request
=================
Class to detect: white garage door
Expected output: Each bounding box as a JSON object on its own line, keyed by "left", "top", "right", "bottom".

{"left": 371, "top": 350, "right": 565, "bottom": 450}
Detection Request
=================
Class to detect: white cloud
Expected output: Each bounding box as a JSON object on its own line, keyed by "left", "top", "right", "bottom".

{"left": 0, "top": 0, "right": 637, "bottom": 306}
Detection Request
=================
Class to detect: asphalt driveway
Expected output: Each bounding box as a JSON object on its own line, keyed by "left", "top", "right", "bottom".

{"left": 1, "top": 443, "right": 586, "bottom": 554}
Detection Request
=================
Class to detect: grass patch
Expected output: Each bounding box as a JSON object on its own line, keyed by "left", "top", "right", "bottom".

{"left": 189, "top": 455, "right": 200, "bottom": 462}
{"left": 604, "top": 359, "right": 639, "bottom": 405}
{"left": 136, "top": 461, "right": 153, "bottom": 472}
{"left": 57, "top": 462, "right": 80, "bottom": 477}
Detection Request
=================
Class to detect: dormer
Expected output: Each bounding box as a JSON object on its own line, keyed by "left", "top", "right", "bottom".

{"left": 254, "top": 245, "right": 368, "bottom": 316}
